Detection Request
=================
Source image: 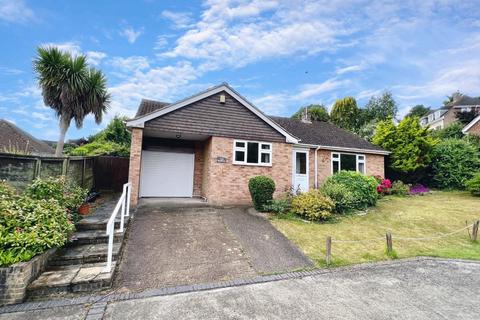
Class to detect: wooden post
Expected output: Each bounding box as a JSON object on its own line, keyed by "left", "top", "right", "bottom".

{"left": 386, "top": 232, "right": 393, "bottom": 253}
{"left": 326, "top": 236, "right": 332, "bottom": 265}
{"left": 472, "top": 221, "right": 479, "bottom": 242}
{"left": 34, "top": 158, "right": 41, "bottom": 179}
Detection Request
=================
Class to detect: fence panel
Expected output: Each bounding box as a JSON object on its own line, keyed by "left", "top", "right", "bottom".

{"left": 93, "top": 156, "right": 129, "bottom": 192}
{"left": 0, "top": 155, "right": 36, "bottom": 190}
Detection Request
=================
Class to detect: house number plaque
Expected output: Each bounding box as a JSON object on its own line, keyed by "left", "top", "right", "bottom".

{"left": 216, "top": 156, "right": 227, "bottom": 163}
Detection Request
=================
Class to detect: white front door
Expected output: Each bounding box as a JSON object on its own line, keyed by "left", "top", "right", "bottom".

{"left": 140, "top": 150, "right": 194, "bottom": 197}
{"left": 293, "top": 150, "right": 309, "bottom": 192}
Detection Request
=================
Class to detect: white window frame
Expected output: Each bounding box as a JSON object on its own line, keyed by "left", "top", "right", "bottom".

{"left": 331, "top": 152, "right": 366, "bottom": 174}
{"left": 233, "top": 140, "right": 272, "bottom": 166}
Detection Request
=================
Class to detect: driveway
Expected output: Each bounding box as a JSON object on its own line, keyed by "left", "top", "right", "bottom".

{"left": 114, "top": 203, "right": 312, "bottom": 292}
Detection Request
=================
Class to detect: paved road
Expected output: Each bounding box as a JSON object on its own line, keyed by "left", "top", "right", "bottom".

{"left": 105, "top": 258, "right": 480, "bottom": 319}
{"left": 1, "top": 259, "right": 479, "bottom": 319}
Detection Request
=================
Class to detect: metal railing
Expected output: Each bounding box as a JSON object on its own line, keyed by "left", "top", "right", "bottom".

{"left": 103, "top": 182, "right": 131, "bottom": 273}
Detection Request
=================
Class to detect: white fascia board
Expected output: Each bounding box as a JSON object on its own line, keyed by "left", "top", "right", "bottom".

{"left": 125, "top": 84, "right": 299, "bottom": 143}
{"left": 462, "top": 115, "right": 480, "bottom": 134}
{"left": 294, "top": 143, "right": 390, "bottom": 155}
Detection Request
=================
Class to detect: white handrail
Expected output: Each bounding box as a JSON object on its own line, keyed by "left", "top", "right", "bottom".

{"left": 103, "top": 182, "right": 131, "bottom": 273}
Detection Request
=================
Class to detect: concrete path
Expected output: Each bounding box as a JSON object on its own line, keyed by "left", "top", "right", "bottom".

{"left": 105, "top": 258, "right": 480, "bottom": 319}
{"left": 221, "top": 208, "right": 313, "bottom": 273}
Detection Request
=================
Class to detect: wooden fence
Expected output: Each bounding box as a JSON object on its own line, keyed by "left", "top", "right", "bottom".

{"left": 0, "top": 153, "right": 129, "bottom": 191}
{"left": 93, "top": 156, "right": 129, "bottom": 192}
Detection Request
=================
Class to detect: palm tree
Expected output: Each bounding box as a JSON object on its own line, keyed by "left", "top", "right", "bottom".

{"left": 33, "top": 47, "right": 110, "bottom": 156}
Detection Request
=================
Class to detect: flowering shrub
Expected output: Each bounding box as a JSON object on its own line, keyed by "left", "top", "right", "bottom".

{"left": 409, "top": 184, "right": 429, "bottom": 195}
{"left": 376, "top": 179, "right": 392, "bottom": 195}
{"left": 390, "top": 181, "right": 410, "bottom": 196}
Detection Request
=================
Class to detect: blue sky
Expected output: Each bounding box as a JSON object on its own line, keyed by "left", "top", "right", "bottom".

{"left": 0, "top": 0, "right": 479, "bottom": 141}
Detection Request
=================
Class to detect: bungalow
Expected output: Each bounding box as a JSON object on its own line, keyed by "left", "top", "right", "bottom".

{"left": 125, "top": 83, "right": 388, "bottom": 207}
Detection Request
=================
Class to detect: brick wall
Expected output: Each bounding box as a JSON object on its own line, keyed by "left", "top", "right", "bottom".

{"left": 202, "top": 136, "right": 293, "bottom": 206}
{"left": 467, "top": 121, "right": 480, "bottom": 135}
{"left": 366, "top": 154, "right": 385, "bottom": 177}
{"left": 193, "top": 142, "right": 204, "bottom": 196}
{"left": 128, "top": 128, "right": 143, "bottom": 207}
{"left": 0, "top": 249, "right": 55, "bottom": 306}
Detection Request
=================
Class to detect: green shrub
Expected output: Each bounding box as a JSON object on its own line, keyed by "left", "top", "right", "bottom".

{"left": 390, "top": 180, "right": 409, "bottom": 196}
{"left": 0, "top": 195, "right": 74, "bottom": 266}
{"left": 465, "top": 173, "right": 480, "bottom": 196}
{"left": 320, "top": 181, "right": 355, "bottom": 214}
{"left": 291, "top": 190, "right": 335, "bottom": 221}
{"left": 322, "top": 171, "right": 378, "bottom": 211}
{"left": 0, "top": 180, "right": 15, "bottom": 199}
{"left": 248, "top": 176, "right": 276, "bottom": 211}
{"left": 263, "top": 198, "right": 290, "bottom": 214}
{"left": 25, "top": 177, "right": 88, "bottom": 222}
{"left": 431, "top": 139, "right": 480, "bottom": 189}
{"left": 68, "top": 140, "right": 130, "bottom": 157}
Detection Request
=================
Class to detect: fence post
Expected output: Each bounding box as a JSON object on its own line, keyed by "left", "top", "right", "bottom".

{"left": 34, "top": 158, "right": 41, "bottom": 178}
{"left": 326, "top": 236, "right": 332, "bottom": 266}
{"left": 472, "top": 221, "right": 479, "bottom": 242}
{"left": 386, "top": 232, "right": 393, "bottom": 254}
{"left": 62, "top": 158, "right": 69, "bottom": 176}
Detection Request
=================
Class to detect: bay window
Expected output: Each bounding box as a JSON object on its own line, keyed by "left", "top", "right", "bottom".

{"left": 234, "top": 140, "right": 272, "bottom": 166}
{"left": 332, "top": 152, "right": 365, "bottom": 174}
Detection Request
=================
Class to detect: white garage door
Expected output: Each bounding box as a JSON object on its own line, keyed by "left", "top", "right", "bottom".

{"left": 140, "top": 150, "right": 194, "bottom": 197}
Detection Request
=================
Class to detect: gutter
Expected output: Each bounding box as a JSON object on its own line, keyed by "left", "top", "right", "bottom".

{"left": 294, "top": 143, "right": 390, "bottom": 156}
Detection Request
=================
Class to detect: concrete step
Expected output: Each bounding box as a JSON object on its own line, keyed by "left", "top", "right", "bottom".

{"left": 49, "top": 242, "right": 122, "bottom": 266}
{"left": 68, "top": 230, "right": 124, "bottom": 245}
{"left": 76, "top": 216, "right": 128, "bottom": 231}
{"left": 27, "top": 261, "right": 116, "bottom": 300}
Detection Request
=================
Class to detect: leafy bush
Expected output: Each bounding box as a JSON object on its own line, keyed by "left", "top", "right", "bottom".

{"left": 409, "top": 184, "right": 429, "bottom": 195}
{"left": 320, "top": 181, "right": 355, "bottom": 214}
{"left": 68, "top": 140, "right": 130, "bottom": 157}
{"left": 430, "top": 139, "right": 480, "bottom": 189}
{"left": 248, "top": 176, "right": 276, "bottom": 211}
{"left": 0, "top": 180, "right": 15, "bottom": 198}
{"left": 322, "top": 171, "right": 378, "bottom": 211}
{"left": 25, "top": 177, "right": 88, "bottom": 222}
{"left": 291, "top": 190, "right": 335, "bottom": 221}
{"left": 390, "top": 180, "right": 409, "bottom": 196}
{"left": 465, "top": 173, "right": 480, "bottom": 196}
{"left": 0, "top": 193, "right": 74, "bottom": 266}
{"left": 263, "top": 198, "right": 290, "bottom": 214}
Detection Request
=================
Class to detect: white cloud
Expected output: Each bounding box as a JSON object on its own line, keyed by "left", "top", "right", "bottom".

{"left": 335, "top": 65, "right": 365, "bottom": 75}
{"left": 32, "top": 112, "right": 50, "bottom": 121}
{"left": 119, "top": 26, "right": 144, "bottom": 44}
{"left": 109, "top": 56, "right": 150, "bottom": 74}
{"left": 294, "top": 79, "right": 349, "bottom": 100}
{"left": 0, "top": 67, "right": 23, "bottom": 75}
{"left": 41, "top": 41, "right": 82, "bottom": 56}
{"left": 86, "top": 51, "right": 107, "bottom": 66}
{"left": 161, "top": 10, "right": 193, "bottom": 29}
{"left": 0, "top": 0, "right": 35, "bottom": 24}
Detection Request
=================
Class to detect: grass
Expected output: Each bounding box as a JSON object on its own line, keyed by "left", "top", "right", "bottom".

{"left": 271, "top": 191, "right": 480, "bottom": 267}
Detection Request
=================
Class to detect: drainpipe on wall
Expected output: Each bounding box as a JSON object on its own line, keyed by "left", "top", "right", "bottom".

{"left": 314, "top": 146, "right": 320, "bottom": 189}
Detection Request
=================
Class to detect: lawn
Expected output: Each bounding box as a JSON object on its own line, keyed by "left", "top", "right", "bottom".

{"left": 271, "top": 191, "right": 480, "bottom": 267}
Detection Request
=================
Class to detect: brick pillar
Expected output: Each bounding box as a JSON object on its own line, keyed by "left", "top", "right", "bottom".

{"left": 129, "top": 127, "right": 143, "bottom": 207}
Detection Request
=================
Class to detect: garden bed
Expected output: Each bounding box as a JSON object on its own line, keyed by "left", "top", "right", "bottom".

{"left": 271, "top": 191, "right": 480, "bottom": 267}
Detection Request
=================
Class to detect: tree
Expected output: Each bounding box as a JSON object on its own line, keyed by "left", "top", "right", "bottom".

{"left": 330, "top": 97, "right": 359, "bottom": 131}
{"left": 363, "top": 91, "right": 398, "bottom": 123}
{"left": 372, "top": 117, "right": 437, "bottom": 180}
{"left": 443, "top": 91, "right": 462, "bottom": 106}
{"left": 431, "top": 139, "right": 480, "bottom": 189}
{"left": 406, "top": 104, "right": 430, "bottom": 118}
{"left": 430, "top": 121, "right": 464, "bottom": 140}
{"left": 33, "top": 47, "right": 110, "bottom": 156}
{"left": 292, "top": 104, "right": 329, "bottom": 121}
{"left": 69, "top": 116, "right": 131, "bottom": 156}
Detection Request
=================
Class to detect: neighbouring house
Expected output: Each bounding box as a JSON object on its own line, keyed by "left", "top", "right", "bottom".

{"left": 462, "top": 115, "right": 480, "bottom": 135}
{"left": 0, "top": 119, "right": 54, "bottom": 155}
{"left": 125, "top": 83, "right": 389, "bottom": 207}
{"left": 420, "top": 93, "right": 480, "bottom": 130}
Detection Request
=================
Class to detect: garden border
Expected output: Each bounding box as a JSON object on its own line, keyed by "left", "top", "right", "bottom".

{"left": 0, "top": 248, "right": 57, "bottom": 306}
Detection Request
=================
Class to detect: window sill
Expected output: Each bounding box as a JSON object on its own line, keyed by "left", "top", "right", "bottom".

{"left": 233, "top": 162, "right": 272, "bottom": 167}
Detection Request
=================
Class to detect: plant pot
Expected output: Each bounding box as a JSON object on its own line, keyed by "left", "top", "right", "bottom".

{"left": 78, "top": 203, "right": 90, "bottom": 215}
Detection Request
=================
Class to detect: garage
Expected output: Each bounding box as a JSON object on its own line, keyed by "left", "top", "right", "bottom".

{"left": 139, "top": 149, "right": 194, "bottom": 197}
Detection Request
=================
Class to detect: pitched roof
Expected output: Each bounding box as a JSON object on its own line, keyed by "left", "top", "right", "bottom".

{"left": 0, "top": 119, "right": 55, "bottom": 155}
{"left": 135, "top": 99, "right": 170, "bottom": 117}
{"left": 270, "top": 117, "right": 388, "bottom": 154}
{"left": 446, "top": 93, "right": 480, "bottom": 107}
{"left": 462, "top": 115, "right": 480, "bottom": 134}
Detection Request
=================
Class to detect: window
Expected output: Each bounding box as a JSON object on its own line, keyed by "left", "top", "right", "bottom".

{"left": 461, "top": 107, "right": 472, "bottom": 113}
{"left": 332, "top": 152, "right": 365, "bottom": 174}
{"left": 295, "top": 152, "right": 307, "bottom": 174}
{"left": 234, "top": 140, "right": 272, "bottom": 165}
